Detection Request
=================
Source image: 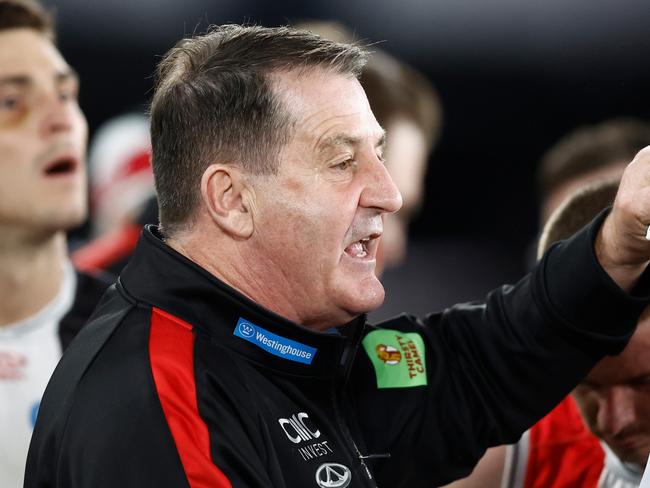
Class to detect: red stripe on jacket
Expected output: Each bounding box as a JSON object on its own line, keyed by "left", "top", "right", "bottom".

{"left": 149, "top": 307, "right": 233, "bottom": 488}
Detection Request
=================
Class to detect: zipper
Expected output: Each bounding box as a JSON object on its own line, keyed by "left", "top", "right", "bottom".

{"left": 331, "top": 379, "right": 377, "bottom": 487}
{"left": 331, "top": 318, "right": 378, "bottom": 487}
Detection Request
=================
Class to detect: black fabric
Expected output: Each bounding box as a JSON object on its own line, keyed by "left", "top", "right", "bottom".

{"left": 26, "top": 220, "right": 650, "bottom": 488}
{"left": 58, "top": 269, "right": 113, "bottom": 350}
{"left": 536, "top": 209, "right": 650, "bottom": 362}
{"left": 135, "top": 195, "right": 159, "bottom": 227}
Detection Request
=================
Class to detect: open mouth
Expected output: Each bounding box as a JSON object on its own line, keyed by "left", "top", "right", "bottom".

{"left": 43, "top": 156, "right": 78, "bottom": 177}
{"left": 344, "top": 233, "right": 381, "bottom": 259}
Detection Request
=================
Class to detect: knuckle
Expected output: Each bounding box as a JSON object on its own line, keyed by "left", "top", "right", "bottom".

{"left": 635, "top": 145, "right": 650, "bottom": 161}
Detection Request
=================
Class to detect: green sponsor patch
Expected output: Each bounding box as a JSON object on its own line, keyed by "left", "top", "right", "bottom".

{"left": 362, "top": 329, "right": 427, "bottom": 389}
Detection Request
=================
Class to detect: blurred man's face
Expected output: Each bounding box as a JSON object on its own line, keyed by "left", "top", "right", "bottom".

{"left": 377, "top": 117, "right": 428, "bottom": 274}
{"left": 541, "top": 163, "right": 627, "bottom": 224}
{"left": 573, "top": 309, "right": 650, "bottom": 467}
{"left": 249, "top": 69, "right": 402, "bottom": 329}
{"left": 0, "top": 29, "right": 88, "bottom": 233}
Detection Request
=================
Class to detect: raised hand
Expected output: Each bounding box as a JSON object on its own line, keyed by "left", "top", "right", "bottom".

{"left": 596, "top": 146, "right": 650, "bottom": 292}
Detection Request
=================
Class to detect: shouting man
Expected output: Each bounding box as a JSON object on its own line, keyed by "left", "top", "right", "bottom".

{"left": 26, "top": 25, "right": 650, "bottom": 488}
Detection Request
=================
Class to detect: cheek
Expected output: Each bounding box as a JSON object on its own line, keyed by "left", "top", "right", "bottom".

{"left": 259, "top": 176, "right": 360, "bottom": 264}
{"left": 258, "top": 200, "right": 324, "bottom": 262}
{"left": 0, "top": 103, "right": 31, "bottom": 129}
{"left": 636, "top": 390, "right": 650, "bottom": 420}
{"left": 270, "top": 193, "right": 346, "bottom": 246}
{"left": 0, "top": 140, "right": 31, "bottom": 185}
{"left": 72, "top": 108, "right": 89, "bottom": 147}
{"left": 288, "top": 207, "right": 341, "bottom": 260}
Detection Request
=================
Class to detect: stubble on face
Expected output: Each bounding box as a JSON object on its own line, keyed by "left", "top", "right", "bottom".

{"left": 242, "top": 68, "right": 399, "bottom": 329}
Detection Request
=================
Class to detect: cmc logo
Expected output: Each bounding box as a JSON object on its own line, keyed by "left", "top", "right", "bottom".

{"left": 315, "top": 463, "right": 351, "bottom": 488}
{"left": 376, "top": 344, "right": 401, "bottom": 365}
{"left": 278, "top": 412, "right": 321, "bottom": 444}
{"left": 237, "top": 321, "right": 256, "bottom": 338}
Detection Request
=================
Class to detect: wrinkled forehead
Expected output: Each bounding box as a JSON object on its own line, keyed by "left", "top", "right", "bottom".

{"left": 270, "top": 67, "right": 382, "bottom": 142}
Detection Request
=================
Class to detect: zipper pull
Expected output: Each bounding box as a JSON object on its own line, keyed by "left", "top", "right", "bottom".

{"left": 359, "top": 453, "right": 391, "bottom": 460}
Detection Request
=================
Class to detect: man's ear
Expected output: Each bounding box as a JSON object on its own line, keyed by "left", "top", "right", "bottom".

{"left": 200, "top": 164, "right": 254, "bottom": 238}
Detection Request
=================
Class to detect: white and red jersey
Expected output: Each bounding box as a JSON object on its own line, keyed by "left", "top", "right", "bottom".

{"left": 504, "top": 396, "right": 643, "bottom": 488}
{"left": 0, "top": 262, "right": 110, "bottom": 488}
{"left": 640, "top": 455, "right": 650, "bottom": 487}
{"left": 0, "top": 263, "right": 74, "bottom": 488}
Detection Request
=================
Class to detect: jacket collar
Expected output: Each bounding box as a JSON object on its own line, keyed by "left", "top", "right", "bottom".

{"left": 119, "top": 225, "right": 365, "bottom": 378}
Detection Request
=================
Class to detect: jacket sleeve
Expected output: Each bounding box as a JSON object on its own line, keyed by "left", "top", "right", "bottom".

{"left": 351, "top": 211, "right": 650, "bottom": 487}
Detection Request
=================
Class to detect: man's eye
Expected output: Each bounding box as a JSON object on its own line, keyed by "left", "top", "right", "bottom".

{"left": 0, "top": 96, "right": 20, "bottom": 110}
{"left": 334, "top": 159, "right": 354, "bottom": 171}
{"left": 59, "top": 89, "right": 76, "bottom": 102}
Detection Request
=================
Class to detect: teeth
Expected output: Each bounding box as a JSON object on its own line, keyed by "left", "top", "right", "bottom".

{"left": 346, "top": 241, "right": 367, "bottom": 258}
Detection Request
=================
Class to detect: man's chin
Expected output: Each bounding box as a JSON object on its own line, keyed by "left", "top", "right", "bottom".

{"left": 40, "top": 209, "right": 87, "bottom": 233}
{"left": 608, "top": 443, "right": 650, "bottom": 469}
{"left": 338, "top": 275, "right": 386, "bottom": 316}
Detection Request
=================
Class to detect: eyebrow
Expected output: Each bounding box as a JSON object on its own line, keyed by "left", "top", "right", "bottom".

{"left": 318, "top": 131, "right": 387, "bottom": 153}
{"left": 0, "top": 75, "right": 30, "bottom": 87}
{"left": 0, "top": 69, "right": 79, "bottom": 88}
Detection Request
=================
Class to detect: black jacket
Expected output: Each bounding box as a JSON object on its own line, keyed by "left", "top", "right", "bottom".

{"left": 58, "top": 270, "right": 113, "bottom": 351}
{"left": 25, "top": 216, "right": 649, "bottom": 488}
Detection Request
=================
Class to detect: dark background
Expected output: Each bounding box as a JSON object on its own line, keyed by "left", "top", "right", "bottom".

{"left": 46, "top": 0, "right": 650, "bottom": 317}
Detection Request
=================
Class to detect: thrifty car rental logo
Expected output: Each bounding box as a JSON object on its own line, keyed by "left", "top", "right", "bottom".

{"left": 234, "top": 318, "right": 317, "bottom": 365}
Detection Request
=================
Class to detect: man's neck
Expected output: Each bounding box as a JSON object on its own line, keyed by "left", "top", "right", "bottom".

{"left": 0, "top": 229, "right": 68, "bottom": 327}
{"left": 166, "top": 234, "right": 340, "bottom": 331}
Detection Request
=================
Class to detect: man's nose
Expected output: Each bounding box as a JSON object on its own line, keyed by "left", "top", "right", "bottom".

{"left": 596, "top": 386, "right": 637, "bottom": 438}
{"left": 360, "top": 157, "right": 403, "bottom": 214}
{"left": 40, "top": 92, "right": 75, "bottom": 137}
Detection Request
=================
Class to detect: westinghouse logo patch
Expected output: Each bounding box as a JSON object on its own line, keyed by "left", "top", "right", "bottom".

{"left": 233, "top": 318, "right": 317, "bottom": 365}
{"left": 363, "top": 330, "right": 427, "bottom": 388}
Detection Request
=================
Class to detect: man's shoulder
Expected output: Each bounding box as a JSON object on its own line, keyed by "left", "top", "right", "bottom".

{"left": 37, "top": 288, "right": 139, "bottom": 424}
{"left": 58, "top": 267, "right": 115, "bottom": 350}
{"left": 512, "top": 396, "right": 604, "bottom": 488}
{"left": 62, "top": 299, "right": 164, "bottom": 420}
{"left": 25, "top": 292, "right": 190, "bottom": 487}
{"left": 531, "top": 396, "right": 595, "bottom": 447}
{"left": 27, "top": 293, "right": 170, "bottom": 477}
